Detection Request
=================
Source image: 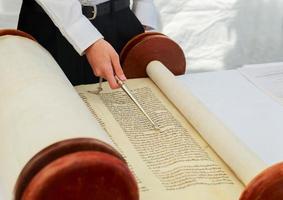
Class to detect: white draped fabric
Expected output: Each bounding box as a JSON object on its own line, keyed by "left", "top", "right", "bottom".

{"left": 1, "top": 0, "right": 283, "bottom": 72}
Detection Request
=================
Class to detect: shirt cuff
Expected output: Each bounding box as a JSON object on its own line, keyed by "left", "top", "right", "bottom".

{"left": 64, "top": 16, "right": 103, "bottom": 55}
{"left": 132, "top": 1, "right": 158, "bottom": 30}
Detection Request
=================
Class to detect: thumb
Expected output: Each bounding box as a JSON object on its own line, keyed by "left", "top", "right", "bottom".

{"left": 111, "top": 53, "right": 126, "bottom": 81}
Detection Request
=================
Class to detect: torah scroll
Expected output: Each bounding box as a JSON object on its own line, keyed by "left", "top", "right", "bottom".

{"left": 0, "top": 31, "right": 138, "bottom": 200}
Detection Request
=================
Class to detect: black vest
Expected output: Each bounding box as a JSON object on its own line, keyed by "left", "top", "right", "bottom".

{"left": 18, "top": 0, "right": 144, "bottom": 85}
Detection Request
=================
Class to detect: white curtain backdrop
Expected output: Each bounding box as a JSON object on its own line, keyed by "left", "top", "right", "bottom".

{"left": 1, "top": 0, "right": 283, "bottom": 72}
{"left": 154, "top": 0, "right": 283, "bottom": 72}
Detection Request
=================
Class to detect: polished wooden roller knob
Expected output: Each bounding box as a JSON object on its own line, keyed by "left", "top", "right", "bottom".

{"left": 120, "top": 32, "right": 186, "bottom": 78}
{"left": 240, "top": 162, "right": 283, "bottom": 200}
{"left": 15, "top": 138, "right": 139, "bottom": 200}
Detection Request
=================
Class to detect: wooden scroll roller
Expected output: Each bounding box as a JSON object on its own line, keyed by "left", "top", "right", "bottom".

{"left": 16, "top": 138, "right": 138, "bottom": 200}
{"left": 120, "top": 32, "right": 186, "bottom": 78}
{"left": 240, "top": 163, "right": 283, "bottom": 200}
{"left": 0, "top": 30, "right": 138, "bottom": 200}
{"left": 120, "top": 32, "right": 283, "bottom": 200}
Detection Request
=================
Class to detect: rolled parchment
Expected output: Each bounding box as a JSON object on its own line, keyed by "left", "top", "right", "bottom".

{"left": 0, "top": 31, "right": 138, "bottom": 200}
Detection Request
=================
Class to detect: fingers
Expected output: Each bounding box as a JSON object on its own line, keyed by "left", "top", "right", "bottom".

{"left": 111, "top": 52, "right": 126, "bottom": 81}
{"left": 85, "top": 39, "right": 126, "bottom": 89}
{"left": 104, "top": 66, "right": 120, "bottom": 89}
{"left": 104, "top": 52, "right": 126, "bottom": 89}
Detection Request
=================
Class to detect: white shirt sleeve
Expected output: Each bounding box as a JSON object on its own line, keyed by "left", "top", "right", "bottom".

{"left": 132, "top": 0, "right": 158, "bottom": 30}
{"left": 35, "top": 0, "right": 103, "bottom": 55}
{"left": 34, "top": 0, "right": 158, "bottom": 55}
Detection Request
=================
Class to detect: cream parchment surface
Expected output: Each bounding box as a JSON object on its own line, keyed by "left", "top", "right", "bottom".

{"left": 76, "top": 76, "right": 244, "bottom": 200}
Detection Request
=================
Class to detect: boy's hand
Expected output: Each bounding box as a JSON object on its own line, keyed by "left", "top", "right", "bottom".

{"left": 85, "top": 39, "right": 126, "bottom": 89}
